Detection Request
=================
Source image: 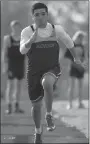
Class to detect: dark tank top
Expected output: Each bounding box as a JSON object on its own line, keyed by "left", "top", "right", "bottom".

{"left": 7, "top": 35, "right": 25, "bottom": 70}
{"left": 27, "top": 25, "right": 60, "bottom": 75}
{"left": 64, "top": 43, "right": 84, "bottom": 62}
{"left": 74, "top": 43, "right": 84, "bottom": 61}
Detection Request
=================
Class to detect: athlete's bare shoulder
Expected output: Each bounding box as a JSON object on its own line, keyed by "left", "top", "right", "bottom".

{"left": 54, "top": 24, "right": 65, "bottom": 35}
{"left": 21, "top": 26, "right": 32, "bottom": 36}
{"left": 4, "top": 35, "right": 10, "bottom": 41}
{"left": 3, "top": 35, "right": 11, "bottom": 47}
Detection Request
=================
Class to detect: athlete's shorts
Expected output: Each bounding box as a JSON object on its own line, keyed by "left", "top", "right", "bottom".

{"left": 27, "top": 65, "right": 61, "bottom": 102}
{"left": 70, "top": 64, "right": 85, "bottom": 79}
{"left": 7, "top": 65, "right": 24, "bottom": 80}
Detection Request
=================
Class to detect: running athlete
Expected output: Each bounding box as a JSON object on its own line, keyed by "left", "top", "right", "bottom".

{"left": 64, "top": 31, "right": 88, "bottom": 109}
{"left": 2, "top": 20, "right": 25, "bottom": 114}
{"left": 20, "top": 3, "right": 82, "bottom": 143}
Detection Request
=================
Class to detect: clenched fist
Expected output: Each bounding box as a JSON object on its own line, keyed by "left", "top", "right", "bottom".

{"left": 25, "top": 27, "right": 38, "bottom": 48}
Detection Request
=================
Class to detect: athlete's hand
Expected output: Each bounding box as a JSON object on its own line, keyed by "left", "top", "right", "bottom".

{"left": 74, "top": 59, "right": 88, "bottom": 70}
{"left": 81, "top": 60, "right": 88, "bottom": 70}
{"left": 73, "top": 59, "right": 87, "bottom": 72}
{"left": 25, "top": 26, "right": 38, "bottom": 48}
{"left": 74, "top": 59, "right": 82, "bottom": 67}
{"left": 30, "top": 26, "right": 38, "bottom": 43}
{"left": 74, "top": 59, "right": 82, "bottom": 65}
{"left": 73, "top": 59, "right": 82, "bottom": 68}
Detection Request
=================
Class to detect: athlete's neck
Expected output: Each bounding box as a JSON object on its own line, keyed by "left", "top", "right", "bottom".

{"left": 11, "top": 32, "right": 20, "bottom": 40}
{"left": 35, "top": 22, "right": 48, "bottom": 29}
{"left": 39, "top": 23, "right": 47, "bottom": 28}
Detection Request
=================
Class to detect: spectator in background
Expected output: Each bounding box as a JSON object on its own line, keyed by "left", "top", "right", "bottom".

{"left": 2, "top": 20, "right": 25, "bottom": 114}
{"left": 64, "top": 31, "right": 88, "bottom": 109}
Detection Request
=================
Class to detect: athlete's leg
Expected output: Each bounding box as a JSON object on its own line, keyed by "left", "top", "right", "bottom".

{"left": 31, "top": 98, "right": 43, "bottom": 143}
{"left": 42, "top": 74, "right": 55, "bottom": 113}
{"left": 78, "top": 78, "right": 85, "bottom": 108}
{"left": 14, "top": 79, "right": 21, "bottom": 102}
{"left": 31, "top": 99, "right": 43, "bottom": 132}
{"left": 27, "top": 72, "right": 44, "bottom": 143}
{"left": 67, "top": 77, "right": 76, "bottom": 109}
{"left": 14, "top": 79, "right": 24, "bottom": 113}
{"left": 5, "top": 79, "right": 14, "bottom": 114}
{"left": 42, "top": 73, "right": 56, "bottom": 131}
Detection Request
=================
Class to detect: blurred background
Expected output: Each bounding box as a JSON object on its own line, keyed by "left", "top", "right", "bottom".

{"left": 1, "top": 1, "right": 89, "bottom": 143}
{"left": 1, "top": 0, "right": 89, "bottom": 100}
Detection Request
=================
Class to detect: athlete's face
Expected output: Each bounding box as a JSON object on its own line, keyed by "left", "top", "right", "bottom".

{"left": 79, "top": 35, "right": 84, "bottom": 42}
{"left": 76, "top": 35, "right": 84, "bottom": 44}
{"left": 32, "top": 8, "right": 48, "bottom": 28}
{"left": 12, "top": 24, "right": 21, "bottom": 35}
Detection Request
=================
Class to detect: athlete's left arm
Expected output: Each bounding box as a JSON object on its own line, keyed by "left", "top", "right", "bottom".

{"left": 83, "top": 44, "right": 88, "bottom": 61}
{"left": 82, "top": 44, "right": 88, "bottom": 69}
{"left": 55, "top": 25, "right": 80, "bottom": 62}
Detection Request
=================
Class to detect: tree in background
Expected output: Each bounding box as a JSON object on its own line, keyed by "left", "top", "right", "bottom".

{"left": 1, "top": 1, "right": 88, "bottom": 51}
{"left": 1, "top": 1, "right": 89, "bottom": 100}
{"left": 47, "top": 1, "right": 89, "bottom": 55}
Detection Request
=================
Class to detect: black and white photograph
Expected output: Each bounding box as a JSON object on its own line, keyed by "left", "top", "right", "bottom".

{"left": 1, "top": 1, "right": 89, "bottom": 143}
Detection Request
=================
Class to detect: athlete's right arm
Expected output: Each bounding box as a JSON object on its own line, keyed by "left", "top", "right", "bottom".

{"left": 2, "top": 35, "right": 10, "bottom": 62}
{"left": 20, "top": 27, "right": 37, "bottom": 54}
{"left": 1, "top": 35, "right": 10, "bottom": 73}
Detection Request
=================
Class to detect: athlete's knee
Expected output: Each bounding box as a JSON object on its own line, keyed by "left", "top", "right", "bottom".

{"left": 71, "top": 78, "right": 75, "bottom": 87}
{"left": 15, "top": 79, "right": 21, "bottom": 91}
{"left": 31, "top": 100, "right": 42, "bottom": 116}
{"left": 31, "top": 99, "right": 42, "bottom": 110}
{"left": 7, "top": 79, "right": 14, "bottom": 89}
{"left": 42, "top": 74, "right": 55, "bottom": 90}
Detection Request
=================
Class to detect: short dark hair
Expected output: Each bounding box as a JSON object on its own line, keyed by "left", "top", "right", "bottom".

{"left": 32, "top": 2, "right": 48, "bottom": 14}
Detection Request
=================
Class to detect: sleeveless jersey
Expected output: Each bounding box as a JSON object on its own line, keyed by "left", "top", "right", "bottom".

{"left": 7, "top": 35, "right": 25, "bottom": 71}
{"left": 74, "top": 43, "right": 84, "bottom": 62}
{"left": 64, "top": 43, "right": 84, "bottom": 62}
{"left": 27, "top": 25, "right": 60, "bottom": 75}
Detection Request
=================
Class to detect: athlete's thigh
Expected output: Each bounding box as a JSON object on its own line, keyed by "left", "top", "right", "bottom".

{"left": 70, "top": 77, "right": 76, "bottom": 90}
{"left": 6, "top": 78, "right": 15, "bottom": 91}
{"left": 7, "top": 69, "right": 15, "bottom": 80}
{"left": 27, "top": 72, "right": 44, "bottom": 102}
{"left": 78, "top": 78, "right": 83, "bottom": 89}
{"left": 14, "top": 78, "right": 24, "bottom": 93}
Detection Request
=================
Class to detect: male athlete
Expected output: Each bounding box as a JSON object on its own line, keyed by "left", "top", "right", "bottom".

{"left": 20, "top": 2, "right": 82, "bottom": 143}
{"left": 2, "top": 20, "right": 25, "bottom": 114}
